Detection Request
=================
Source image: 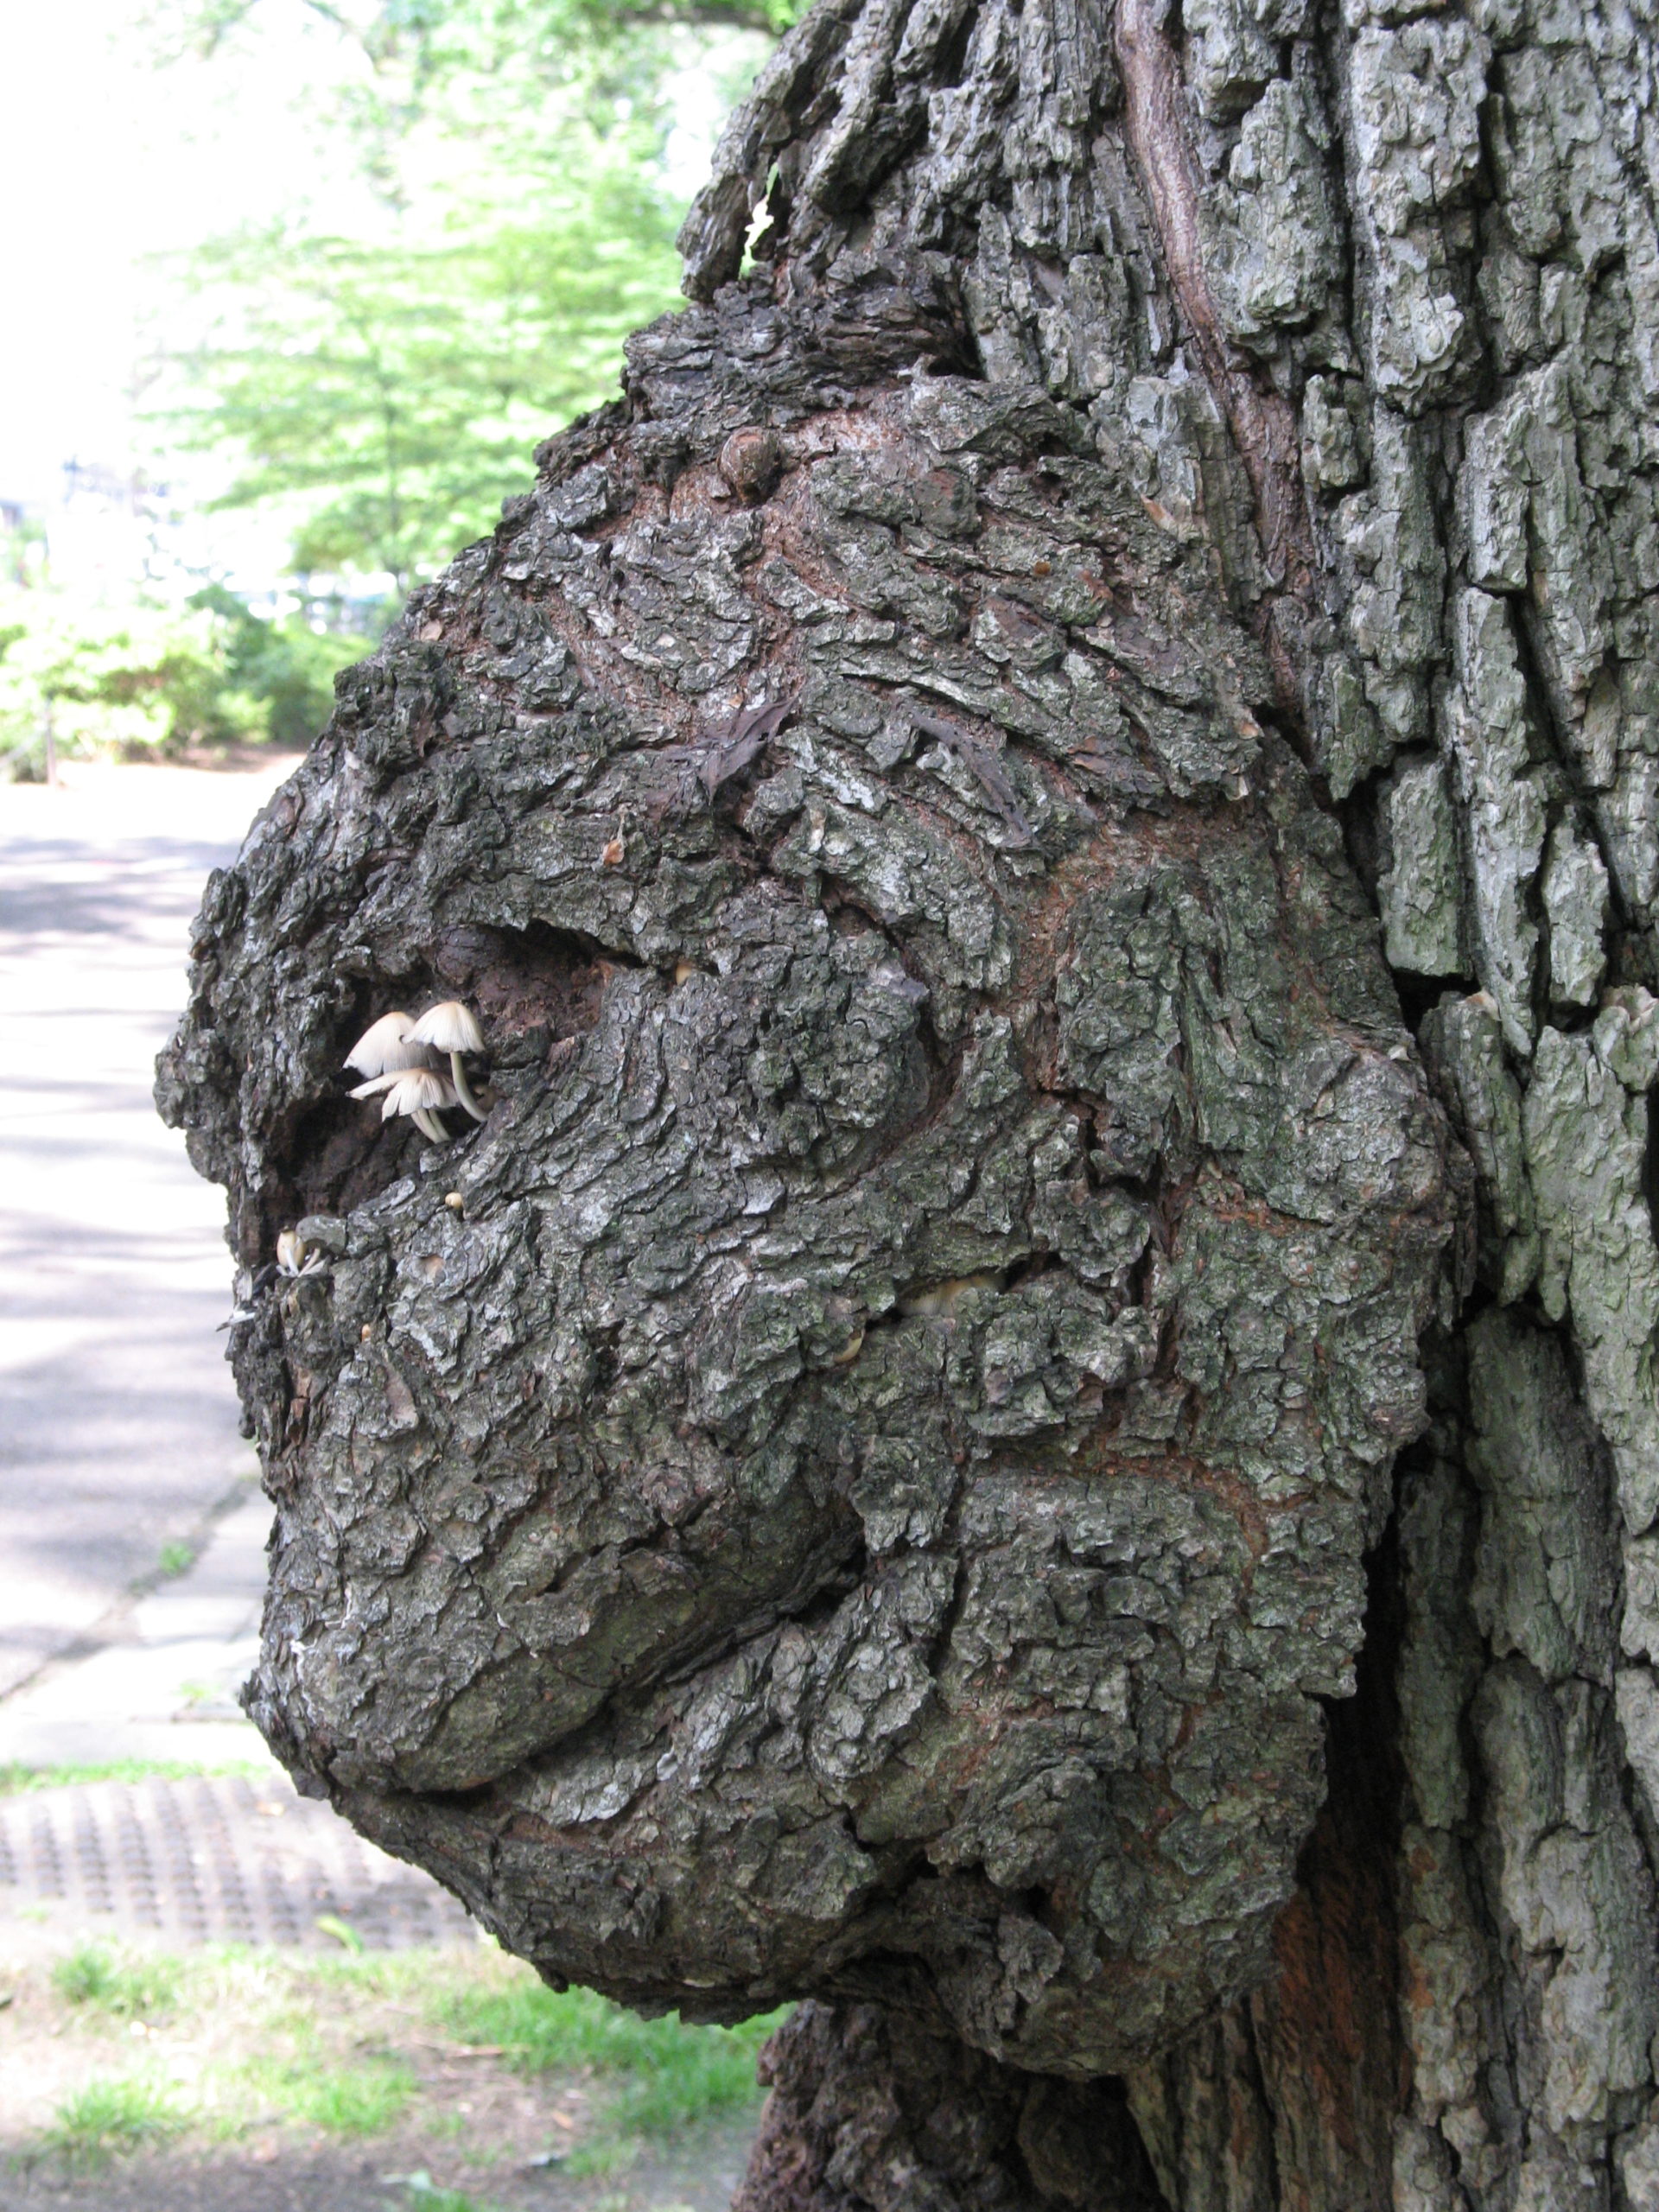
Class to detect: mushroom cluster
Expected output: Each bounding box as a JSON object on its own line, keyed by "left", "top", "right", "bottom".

{"left": 343, "top": 1001, "right": 486, "bottom": 1144}
{"left": 274, "top": 1228, "right": 324, "bottom": 1278}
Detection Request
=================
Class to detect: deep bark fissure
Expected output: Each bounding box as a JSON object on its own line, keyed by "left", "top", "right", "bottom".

{"left": 1116, "top": 0, "right": 1316, "bottom": 616}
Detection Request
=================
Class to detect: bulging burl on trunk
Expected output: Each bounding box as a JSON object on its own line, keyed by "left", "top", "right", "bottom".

{"left": 157, "top": 274, "right": 1453, "bottom": 2076}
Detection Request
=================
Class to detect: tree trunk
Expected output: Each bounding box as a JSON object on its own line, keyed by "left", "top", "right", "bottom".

{"left": 156, "top": 0, "right": 1659, "bottom": 2202}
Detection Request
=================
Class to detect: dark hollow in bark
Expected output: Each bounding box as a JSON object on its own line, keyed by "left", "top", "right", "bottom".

{"left": 734, "top": 1997, "right": 1167, "bottom": 2212}
{"left": 159, "top": 0, "right": 1659, "bottom": 2201}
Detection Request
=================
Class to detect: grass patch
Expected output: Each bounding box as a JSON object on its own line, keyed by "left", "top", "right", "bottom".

{"left": 51, "top": 1943, "right": 181, "bottom": 2019}
{"left": 156, "top": 1540, "right": 196, "bottom": 1577}
{"left": 38, "top": 2076, "right": 188, "bottom": 2164}
{"left": 241, "top": 2051, "right": 416, "bottom": 2135}
{"left": 0, "top": 1758, "right": 270, "bottom": 1796}
{"left": 430, "top": 1980, "right": 786, "bottom": 2167}
{"left": 26, "top": 1940, "right": 777, "bottom": 2178}
{"left": 395, "top": 2177, "right": 510, "bottom": 2211}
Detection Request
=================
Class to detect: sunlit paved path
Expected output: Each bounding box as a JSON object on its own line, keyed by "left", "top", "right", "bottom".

{"left": 0, "top": 760, "right": 296, "bottom": 1701}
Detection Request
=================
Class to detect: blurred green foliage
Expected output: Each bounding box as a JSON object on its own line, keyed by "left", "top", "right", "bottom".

{"left": 0, "top": 586, "right": 368, "bottom": 775}
{"left": 51, "top": 1945, "right": 182, "bottom": 2021}
{"left": 192, "top": 584, "right": 377, "bottom": 747}
{"left": 152, "top": 0, "right": 782, "bottom": 593}
{"left": 165, "top": 0, "right": 803, "bottom": 76}
{"left": 0, "top": 0, "right": 783, "bottom": 775}
{"left": 173, "top": 155, "right": 684, "bottom": 591}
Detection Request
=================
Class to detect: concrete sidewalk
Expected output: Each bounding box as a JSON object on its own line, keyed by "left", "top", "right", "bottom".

{"left": 0, "top": 759, "right": 493, "bottom": 1965}
{"left": 0, "top": 759, "right": 296, "bottom": 1709}
{"left": 0, "top": 1486, "right": 278, "bottom": 1772}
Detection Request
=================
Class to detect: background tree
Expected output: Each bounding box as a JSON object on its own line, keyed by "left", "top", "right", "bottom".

{"left": 158, "top": 3, "right": 1659, "bottom": 2210}
{"left": 172, "top": 163, "right": 687, "bottom": 592}
{"left": 152, "top": 0, "right": 789, "bottom": 594}
{"left": 0, "top": 587, "right": 361, "bottom": 773}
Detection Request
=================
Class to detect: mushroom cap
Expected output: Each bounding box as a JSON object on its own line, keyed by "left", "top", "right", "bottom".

{"left": 345, "top": 1012, "right": 441, "bottom": 1078}
{"left": 406, "top": 1000, "right": 484, "bottom": 1055}
{"left": 379, "top": 1067, "right": 459, "bottom": 1121}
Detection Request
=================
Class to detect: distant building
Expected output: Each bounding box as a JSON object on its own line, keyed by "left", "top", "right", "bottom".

{"left": 49, "top": 460, "right": 169, "bottom": 596}
{"left": 0, "top": 461, "right": 391, "bottom": 631}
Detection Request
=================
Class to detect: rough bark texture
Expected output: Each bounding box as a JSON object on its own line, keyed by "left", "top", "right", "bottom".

{"left": 157, "top": 0, "right": 1659, "bottom": 2202}
{"left": 733, "top": 1996, "right": 1167, "bottom": 2210}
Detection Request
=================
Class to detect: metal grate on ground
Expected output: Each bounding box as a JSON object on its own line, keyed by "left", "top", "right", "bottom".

{"left": 0, "top": 1773, "right": 477, "bottom": 1949}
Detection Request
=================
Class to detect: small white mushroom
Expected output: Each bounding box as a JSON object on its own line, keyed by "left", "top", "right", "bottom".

{"left": 275, "top": 1229, "right": 325, "bottom": 1278}
{"left": 344, "top": 1012, "right": 441, "bottom": 1080}
{"left": 378, "top": 1066, "right": 460, "bottom": 1143}
{"left": 404, "top": 1001, "right": 487, "bottom": 1121}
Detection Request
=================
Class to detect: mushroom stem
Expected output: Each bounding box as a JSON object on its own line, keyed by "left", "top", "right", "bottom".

{"left": 448, "top": 1052, "right": 487, "bottom": 1121}
{"left": 412, "top": 1108, "right": 448, "bottom": 1142}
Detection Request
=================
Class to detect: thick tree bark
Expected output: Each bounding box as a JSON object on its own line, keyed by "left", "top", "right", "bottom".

{"left": 157, "top": 0, "right": 1659, "bottom": 2203}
